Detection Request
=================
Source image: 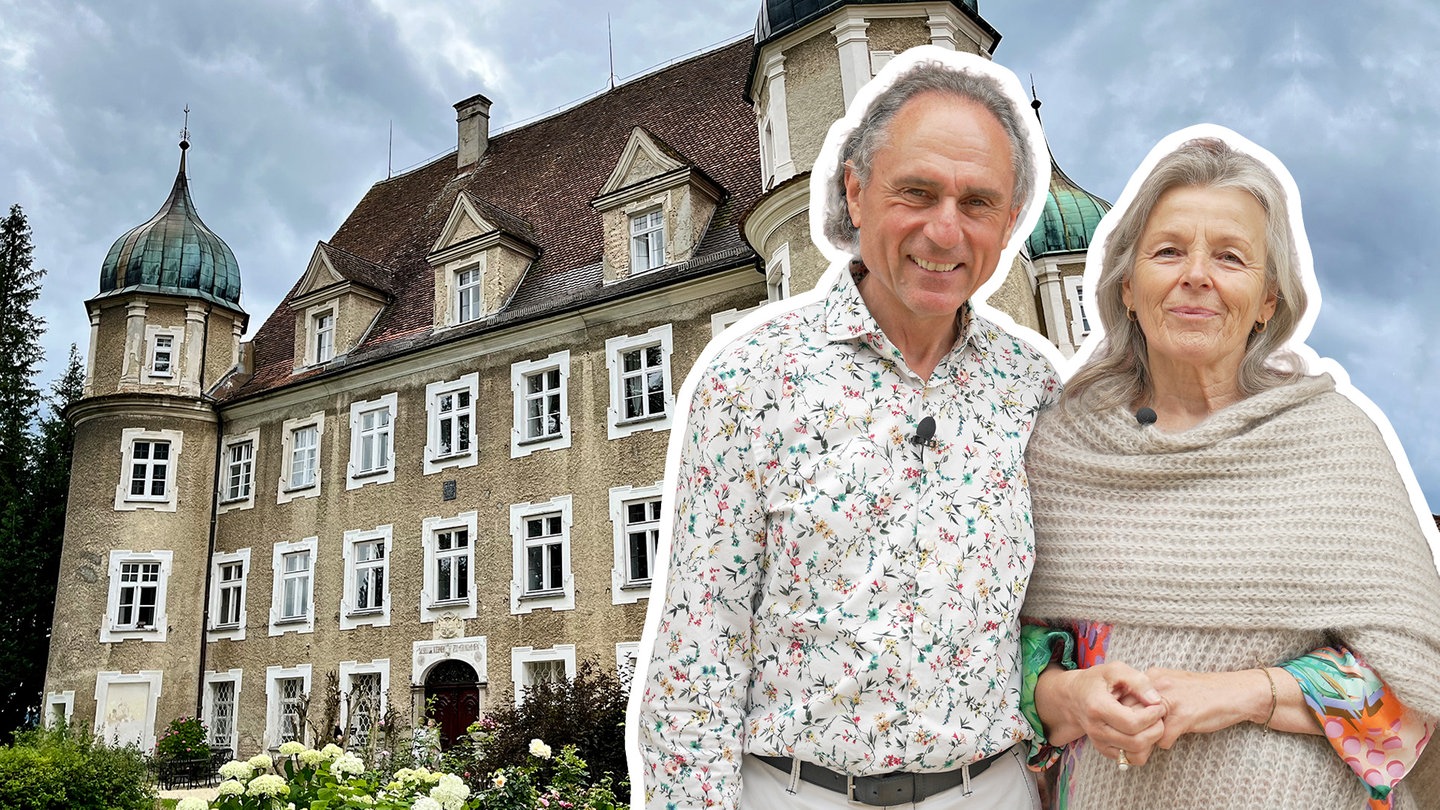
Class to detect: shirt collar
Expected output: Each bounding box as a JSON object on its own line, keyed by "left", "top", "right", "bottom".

{"left": 822, "top": 261, "right": 978, "bottom": 360}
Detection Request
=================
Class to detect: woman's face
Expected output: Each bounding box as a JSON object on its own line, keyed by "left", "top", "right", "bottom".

{"left": 1123, "top": 184, "right": 1277, "bottom": 379}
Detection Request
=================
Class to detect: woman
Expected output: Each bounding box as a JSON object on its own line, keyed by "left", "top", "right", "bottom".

{"left": 1019, "top": 133, "right": 1440, "bottom": 808}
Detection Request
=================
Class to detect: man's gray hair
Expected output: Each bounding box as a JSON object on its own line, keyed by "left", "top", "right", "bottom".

{"left": 823, "top": 59, "right": 1037, "bottom": 254}
{"left": 1064, "top": 137, "right": 1309, "bottom": 412}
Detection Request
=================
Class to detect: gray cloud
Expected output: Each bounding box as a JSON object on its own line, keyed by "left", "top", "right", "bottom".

{"left": 3, "top": 0, "right": 1434, "bottom": 507}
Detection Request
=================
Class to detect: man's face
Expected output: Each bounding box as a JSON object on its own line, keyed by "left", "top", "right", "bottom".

{"left": 844, "top": 91, "right": 1021, "bottom": 333}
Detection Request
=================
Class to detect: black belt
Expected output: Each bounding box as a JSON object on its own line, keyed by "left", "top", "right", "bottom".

{"left": 757, "top": 746, "right": 1012, "bottom": 806}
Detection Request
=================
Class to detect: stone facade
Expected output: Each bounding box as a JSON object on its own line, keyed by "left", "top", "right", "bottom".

{"left": 43, "top": 1, "right": 1105, "bottom": 757}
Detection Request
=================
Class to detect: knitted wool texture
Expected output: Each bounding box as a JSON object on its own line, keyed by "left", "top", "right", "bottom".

{"left": 1023, "top": 374, "right": 1440, "bottom": 808}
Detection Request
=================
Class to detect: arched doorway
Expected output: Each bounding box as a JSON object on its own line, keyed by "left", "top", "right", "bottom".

{"left": 423, "top": 659, "right": 481, "bottom": 751}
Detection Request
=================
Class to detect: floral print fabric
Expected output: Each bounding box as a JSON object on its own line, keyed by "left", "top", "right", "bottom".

{"left": 1283, "top": 647, "right": 1434, "bottom": 809}
{"left": 637, "top": 269, "right": 1060, "bottom": 809}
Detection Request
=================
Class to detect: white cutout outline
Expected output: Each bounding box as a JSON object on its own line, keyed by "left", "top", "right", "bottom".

{"left": 623, "top": 45, "right": 1066, "bottom": 804}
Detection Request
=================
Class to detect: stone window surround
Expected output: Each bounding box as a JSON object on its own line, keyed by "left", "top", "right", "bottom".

{"left": 766, "top": 242, "right": 791, "bottom": 302}
{"left": 277, "top": 413, "right": 325, "bottom": 504}
{"left": 346, "top": 393, "right": 398, "bottom": 491}
{"left": 509, "top": 644, "right": 576, "bottom": 707}
{"left": 218, "top": 430, "right": 259, "bottom": 512}
{"left": 208, "top": 547, "right": 251, "bottom": 642}
{"left": 264, "top": 663, "right": 312, "bottom": 749}
{"left": 509, "top": 350, "right": 571, "bottom": 458}
{"left": 603, "top": 323, "right": 674, "bottom": 440}
{"left": 615, "top": 642, "right": 641, "bottom": 690}
{"left": 1064, "top": 274, "right": 1092, "bottom": 346}
{"left": 338, "top": 659, "right": 390, "bottom": 745}
{"left": 202, "top": 669, "right": 243, "bottom": 753}
{"left": 101, "top": 549, "right": 173, "bottom": 643}
{"left": 44, "top": 690, "right": 75, "bottom": 728}
{"left": 421, "top": 511, "right": 479, "bottom": 623}
{"left": 114, "top": 427, "right": 183, "bottom": 512}
{"left": 609, "top": 482, "right": 663, "bottom": 606}
{"left": 94, "top": 670, "right": 163, "bottom": 751}
{"left": 268, "top": 537, "right": 317, "bottom": 637}
{"left": 340, "top": 525, "right": 392, "bottom": 631}
{"left": 508, "top": 495, "right": 575, "bottom": 615}
{"left": 144, "top": 324, "right": 184, "bottom": 382}
{"left": 423, "top": 373, "right": 479, "bottom": 475}
{"left": 308, "top": 305, "right": 337, "bottom": 366}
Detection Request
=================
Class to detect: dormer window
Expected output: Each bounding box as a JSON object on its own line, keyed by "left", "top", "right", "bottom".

{"left": 629, "top": 209, "right": 665, "bottom": 272}
{"left": 592, "top": 128, "right": 723, "bottom": 283}
{"left": 151, "top": 335, "right": 174, "bottom": 376}
{"left": 456, "top": 266, "right": 482, "bottom": 324}
{"left": 313, "top": 311, "right": 335, "bottom": 364}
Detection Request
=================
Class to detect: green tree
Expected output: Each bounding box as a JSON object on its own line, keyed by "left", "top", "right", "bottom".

{"left": 0, "top": 203, "right": 48, "bottom": 735}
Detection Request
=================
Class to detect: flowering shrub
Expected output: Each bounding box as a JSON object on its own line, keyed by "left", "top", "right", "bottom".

{"left": 181, "top": 738, "right": 619, "bottom": 810}
{"left": 156, "top": 715, "right": 211, "bottom": 760}
{"left": 449, "top": 659, "right": 627, "bottom": 792}
{"left": 464, "top": 743, "right": 621, "bottom": 810}
{"left": 197, "top": 742, "right": 477, "bottom": 810}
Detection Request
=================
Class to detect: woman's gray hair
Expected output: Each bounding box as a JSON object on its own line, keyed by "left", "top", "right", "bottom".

{"left": 822, "top": 59, "right": 1036, "bottom": 253}
{"left": 1064, "top": 137, "right": 1309, "bottom": 412}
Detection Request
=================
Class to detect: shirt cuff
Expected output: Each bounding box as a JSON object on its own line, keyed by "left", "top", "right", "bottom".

{"left": 1282, "top": 645, "right": 1434, "bottom": 809}
{"left": 1019, "top": 623, "right": 1077, "bottom": 768}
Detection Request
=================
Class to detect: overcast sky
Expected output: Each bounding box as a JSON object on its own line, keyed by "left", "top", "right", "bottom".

{"left": 2, "top": 0, "right": 1436, "bottom": 509}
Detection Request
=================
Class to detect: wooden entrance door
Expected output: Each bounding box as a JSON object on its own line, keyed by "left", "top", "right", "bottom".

{"left": 423, "top": 659, "right": 481, "bottom": 751}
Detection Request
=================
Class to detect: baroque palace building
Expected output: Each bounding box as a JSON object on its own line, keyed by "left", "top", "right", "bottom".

{"left": 43, "top": 0, "right": 1108, "bottom": 756}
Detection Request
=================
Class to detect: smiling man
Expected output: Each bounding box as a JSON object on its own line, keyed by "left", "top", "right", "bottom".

{"left": 637, "top": 50, "right": 1059, "bottom": 810}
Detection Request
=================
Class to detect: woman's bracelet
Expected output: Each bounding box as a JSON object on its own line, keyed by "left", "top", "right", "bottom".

{"left": 1257, "top": 667, "right": 1277, "bottom": 732}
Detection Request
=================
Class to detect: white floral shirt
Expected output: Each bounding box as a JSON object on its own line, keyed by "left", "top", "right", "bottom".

{"left": 638, "top": 269, "right": 1061, "bottom": 809}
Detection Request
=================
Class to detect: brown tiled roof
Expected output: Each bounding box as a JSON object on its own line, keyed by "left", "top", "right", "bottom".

{"left": 316, "top": 242, "right": 398, "bottom": 297}
{"left": 228, "top": 38, "right": 760, "bottom": 401}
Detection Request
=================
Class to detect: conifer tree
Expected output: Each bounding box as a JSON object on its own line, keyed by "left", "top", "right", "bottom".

{"left": 0, "top": 203, "right": 48, "bottom": 734}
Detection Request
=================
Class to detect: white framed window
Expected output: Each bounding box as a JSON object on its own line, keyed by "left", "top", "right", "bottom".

{"left": 509, "top": 645, "right": 576, "bottom": 706}
{"left": 150, "top": 334, "right": 174, "bottom": 377}
{"left": 312, "top": 309, "right": 336, "bottom": 364}
{"left": 278, "top": 413, "right": 324, "bottom": 504}
{"left": 604, "top": 324, "right": 674, "bottom": 439}
{"left": 456, "top": 265, "right": 482, "bottom": 324}
{"left": 341, "top": 525, "right": 392, "bottom": 630}
{"left": 202, "top": 670, "right": 243, "bottom": 755}
{"left": 44, "top": 690, "right": 74, "bottom": 728}
{"left": 615, "top": 642, "right": 641, "bottom": 691}
{"left": 114, "top": 428, "right": 183, "bottom": 512}
{"left": 268, "top": 537, "right": 316, "bottom": 636}
{"left": 1064, "top": 274, "right": 1092, "bottom": 345}
{"left": 94, "top": 671, "right": 163, "bottom": 750}
{"left": 609, "top": 483, "right": 662, "bottom": 605}
{"left": 766, "top": 242, "right": 791, "bottom": 302}
{"left": 508, "top": 496, "right": 574, "bottom": 614}
{"left": 421, "top": 511, "right": 478, "bottom": 622}
{"left": 101, "top": 550, "right": 172, "bottom": 642}
{"left": 144, "top": 325, "right": 184, "bottom": 383}
{"left": 347, "top": 393, "right": 397, "bottom": 490}
{"left": 338, "top": 659, "right": 390, "bottom": 750}
{"left": 208, "top": 548, "right": 250, "bottom": 641}
{"left": 424, "top": 373, "right": 479, "bottom": 475}
{"left": 265, "top": 664, "right": 312, "bottom": 749}
{"left": 219, "top": 430, "right": 258, "bottom": 512}
{"left": 629, "top": 208, "right": 665, "bottom": 272}
{"left": 509, "top": 350, "right": 570, "bottom": 458}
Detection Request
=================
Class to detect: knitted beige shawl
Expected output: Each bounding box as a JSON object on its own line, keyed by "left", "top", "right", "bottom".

{"left": 1023, "top": 374, "right": 1440, "bottom": 807}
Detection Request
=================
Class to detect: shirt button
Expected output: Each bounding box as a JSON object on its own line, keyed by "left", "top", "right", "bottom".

{"left": 919, "top": 620, "right": 934, "bottom": 635}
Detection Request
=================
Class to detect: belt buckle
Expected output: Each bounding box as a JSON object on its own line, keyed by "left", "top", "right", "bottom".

{"left": 846, "top": 774, "right": 864, "bottom": 806}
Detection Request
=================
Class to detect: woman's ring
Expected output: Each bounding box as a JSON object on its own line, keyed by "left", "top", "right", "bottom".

{"left": 1117, "top": 750, "right": 1130, "bottom": 770}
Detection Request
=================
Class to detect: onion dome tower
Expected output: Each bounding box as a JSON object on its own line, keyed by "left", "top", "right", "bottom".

{"left": 43, "top": 125, "right": 247, "bottom": 752}
{"left": 98, "top": 136, "right": 242, "bottom": 307}
{"left": 1025, "top": 93, "right": 1111, "bottom": 356}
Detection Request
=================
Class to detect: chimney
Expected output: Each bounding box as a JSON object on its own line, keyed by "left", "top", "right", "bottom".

{"left": 455, "top": 93, "right": 493, "bottom": 169}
